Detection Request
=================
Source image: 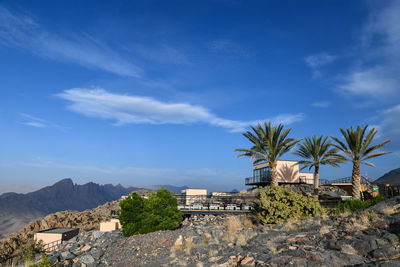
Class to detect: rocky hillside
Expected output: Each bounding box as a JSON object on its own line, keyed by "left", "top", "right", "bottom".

{"left": 374, "top": 168, "right": 400, "bottom": 185}
{"left": 0, "top": 200, "right": 120, "bottom": 263}
{"left": 0, "top": 179, "right": 139, "bottom": 239}
{"left": 35, "top": 196, "right": 400, "bottom": 266}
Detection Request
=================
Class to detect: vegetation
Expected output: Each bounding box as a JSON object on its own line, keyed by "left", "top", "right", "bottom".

{"left": 29, "top": 255, "right": 52, "bottom": 267}
{"left": 257, "top": 186, "right": 323, "bottom": 224}
{"left": 234, "top": 122, "right": 301, "bottom": 186}
{"left": 335, "top": 199, "right": 370, "bottom": 213}
{"left": 23, "top": 240, "right": 43, "bottom": 264}
{"left": 335, "top": 195, "right": 387, "bottom": 213}
{"left": 293, "top": 135, "right": 346, "bottom": 192}
{"left": 119, "top": 188, "right": 183, "bottom": 237}
{"left": 370, "top": 194, "right": 386, "bottom": 205}
{"left": 331, "top": 125, "right": 391, "bottom": 199}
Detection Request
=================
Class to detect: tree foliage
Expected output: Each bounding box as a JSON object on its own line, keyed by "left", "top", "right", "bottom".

{"left": 331, "top": 125, "right": 391, "bottom": 198}
{"left": 293, "top": 135, "right": 346, "bottom": 190}
{"left": 119, "top": 188, "right": 183, "bottom": 237}
{"left": 234, "top": 121, "right": 301, "bottom": 186}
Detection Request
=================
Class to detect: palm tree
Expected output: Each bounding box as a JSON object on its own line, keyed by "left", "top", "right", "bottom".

{"left": 293, "top": 135, "right": 346, "bottom": 192}
{"left": 331, "top": 125, "right": 391, "bottom": 199}
{"left": 234, "top": 121, "right": 301, "bottom": 186}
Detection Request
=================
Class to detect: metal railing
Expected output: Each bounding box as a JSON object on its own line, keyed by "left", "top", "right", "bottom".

{"left": 42, "top": 239, "right": 62, "bottom": 252}
{"left": 320, "top": 176, "right": 373, "bottom": 185}
{"left": 245, "top": 175, "right": 271, "bottom": 185}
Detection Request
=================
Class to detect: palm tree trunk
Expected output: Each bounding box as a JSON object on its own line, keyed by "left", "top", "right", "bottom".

{"left": 314, "top": 164, "right": 320, "bottom": 194}
{"left": 270, "top": 161, "right": 278, "bottom": 186}
{"left": 352, "top": 161, "right": 361, "bottom": 199}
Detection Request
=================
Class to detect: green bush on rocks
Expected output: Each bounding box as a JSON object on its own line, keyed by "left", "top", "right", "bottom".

{"left": 257, "top": 186, "right": 323, "bottom": 224}
{"left": 29, "top": 255, "right": 52, "bottom": 267}
{"left": 335, "top": 195, "right": 386, "bottom": 214}
{"left": 119, "top": 188, "right": 183, "bottom": 237}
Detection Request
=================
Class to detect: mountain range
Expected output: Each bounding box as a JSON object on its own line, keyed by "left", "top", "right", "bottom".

{"left": 373, "top": 168, "right": 400, "bottom": 185}
{"left": 0, "top": 178, "right": 188, "bottom": 239}
{"left": 0, "top": 178, "right": 141, "bottom": 239}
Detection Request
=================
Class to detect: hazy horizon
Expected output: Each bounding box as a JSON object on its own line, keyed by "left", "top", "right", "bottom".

{"left": 1, "top": 1, "right": 399, "bottom": 192}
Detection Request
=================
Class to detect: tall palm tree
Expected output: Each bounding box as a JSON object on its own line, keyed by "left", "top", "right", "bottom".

{"left": 331, "top": 125, "right": 391, "bottom": 199}
{"left": 234, "top": 121, "right": 301, "bottom": 186}
{"left": 293, "top": 135, "right": 346, "bottom": 192}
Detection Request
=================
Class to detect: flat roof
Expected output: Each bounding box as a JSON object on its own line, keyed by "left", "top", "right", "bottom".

{"left": 37, "top": 228, "right": 79, "bottom": 234}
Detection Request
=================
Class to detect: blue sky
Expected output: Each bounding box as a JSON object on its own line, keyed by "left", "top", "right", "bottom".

{"left": 0, "top": 0, "right": 399, "bottom": 191}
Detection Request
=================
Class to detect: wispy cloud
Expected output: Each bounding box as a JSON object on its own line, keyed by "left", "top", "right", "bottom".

{"left": 0, "top": 5, "right": 141, "bottom": 77}
{"left": 311, "top": 101, "right": 331, "bottom": 108}
{"left": 19, "top": 113, "right": 61, "bottom": 129}
{"left": 373, "top": 104, "right": 400, "bottom": 150}
{"left": 304, "top": 52, "right": 337, "bottom": 77}
{"left": 338, "top": 1, "right": 400, "bottom": 102}
{"left": 206, "top": 39, "right": 249, "bottom": 57}
{"left": 56, "top": 88, "right": 304, "bottom": 132}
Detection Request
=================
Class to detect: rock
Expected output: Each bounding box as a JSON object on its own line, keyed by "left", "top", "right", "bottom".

{"left": 61, "top": 251, "right": 76, "bottom": 260}
{"left": 371, "top": 246, "right": 400, "bottom": 259}
{"left": 80, "top": 254, "right": 95, "bottom": 265}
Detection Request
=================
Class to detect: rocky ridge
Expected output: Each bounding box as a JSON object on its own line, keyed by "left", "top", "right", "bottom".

{"left": 41, "top": 196, "right": 400, "bottom": 266}
{"left": 0, "top": 201, "right": 120, "bottom": 263}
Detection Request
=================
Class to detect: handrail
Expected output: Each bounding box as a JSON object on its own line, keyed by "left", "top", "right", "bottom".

{"left": 42, "top": 239, "right": 62, "bottom": 252}
{"left": 320, "top": 176, "right": 372, "bottom": 185}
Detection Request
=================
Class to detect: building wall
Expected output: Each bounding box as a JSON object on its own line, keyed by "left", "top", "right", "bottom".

{"left": 298, "top": 172, "right": 314, "bottom": 184}
{"left": 34, "top": 233, "right": 62, "bottom": 245}
{"left": 253, "top": 160, "right": 314, "bottom": 184}
{"left": 181, "top": 189, "right": 207, "bottom": 205}
{"left": 100, "top": 219, "right": 121, "bottom": 232}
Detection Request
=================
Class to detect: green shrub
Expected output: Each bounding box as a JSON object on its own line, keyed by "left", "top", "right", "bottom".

{"left": 119, "top": 188, "right": 183, "bottom": 237}
{"left": 335, "top": 199, "right": 370, "bottom": 213}
{"left": 370, "top": 194, "right": 386, "bottom": 205}
{"left": 23, "top": 240, "right": 43, "bottom": 263}
{"left": 29, "top": 254, "right": 52, "bottom": 267}
{"left": 257, "top": 186, "right": 323, "bottom": 224}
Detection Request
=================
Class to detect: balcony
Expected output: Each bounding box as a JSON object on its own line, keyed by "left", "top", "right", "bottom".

{"left": 245, "top": 175, "right": 271, "bottom": 186}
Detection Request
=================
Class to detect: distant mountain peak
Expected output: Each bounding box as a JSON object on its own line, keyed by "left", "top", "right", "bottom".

{"left": 374, "top": 167, "right": 400, "bottom": 185}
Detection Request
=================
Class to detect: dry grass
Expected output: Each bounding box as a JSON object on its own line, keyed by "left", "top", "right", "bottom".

{"left": 242, "top": 217, "right": 254, "bottom": 228}
{"left": 319, "top": 225, "right": 331, "bottom": 235}
{"left": 382, "top": 207, "right": 396, "bottom": 215}
{"left": 281, "top": 220, "right": 300, "bottom": 232}
{"left": 235, "top": 233, "right": 248, "bottom": 246}
{"left": 184, "top": 237, "right": 193, "bottom": 254}
{"left": 225, "top": 216, "right": 243, "bottom": 234}
{"left": 201, "top": 234, "right": 211, "bottom": 246}
{"left": 208, "top": 249, "right": 218, "bottom": 257}
{"left": 340, "top": 244, "right": 358, "bottom": 255}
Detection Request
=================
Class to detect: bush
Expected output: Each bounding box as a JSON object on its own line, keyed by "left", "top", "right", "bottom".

{"left": 29, "top": 254, "right": 52, "bottom": 267}
{"left": 370, "top": 194, "right": 386, "bottom": 205}
{"left": 119, "top": 188, "right": 183, "bottom": 237}
{"left": 257, "top": 186, "right": 323, "bottom": 224}
{"left": 335, "top": 199, "right": 370, "bottom": 213}
{"left": 23, "top": 240, "right": 43, "bottom": 263}
{"left": 335, "top": 195, "right": 386, "bottom": 214}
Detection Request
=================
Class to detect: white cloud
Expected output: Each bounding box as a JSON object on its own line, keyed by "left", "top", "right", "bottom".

{"left": 56, "top": 88, "right": 304, "bottom": 132}
{"left": 305, "top": 53, "right": 337, "bottom": 68}
{"left": 312, "top": 101, "right": 331, "bottom": 108}
{"left": 338, "top": 1, "right": 400, "bottom": 101}
{"left": 0, "top": 5, "right": 141, "bottom": 77}
{"left": 305, "top": 52, "right": 337, "bottom": 77}
{"left": 375, "top": 104, "right": 400, "bottom": 150}
{"left": 19, "top": 113, "right": 61, "bottom": 129}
